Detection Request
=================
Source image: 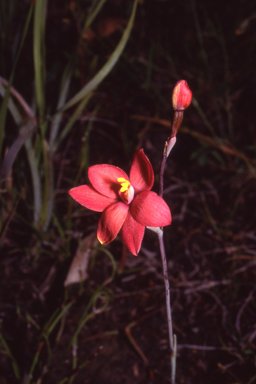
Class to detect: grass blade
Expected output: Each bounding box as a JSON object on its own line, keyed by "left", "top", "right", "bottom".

{"left": 49, "top": 0, "right": 108, "bottom": 151}
{"left": 62, "top": 0, "right": 138, "bottom": 111}
{"left": 0, "top": 332, "right": 20, "bottom": 379}
{"left": 84, "top": 0, "right": 107, "bottom": 31}
{"left": 0, "top": 2, "right": 33, "bottom": 159}
{"left": 0, "top": 119, "right": 35, "bottom": 181}
{"left": 49, "top": 66, "right": 72, "bottom": 150}
{"left": 0, "top": 81, "right": 22, "bottom": 126}
{"left": 0, "top": 79, "right": 41, "bottom": 224}
{"left": 33, "top": 0, "right": 46, "bottom": 122}
{"left": 25, "top": 137, "right": 41, "bottom": 225}
{"left": 57, "top": 92, "right": 92, "bottom": 147}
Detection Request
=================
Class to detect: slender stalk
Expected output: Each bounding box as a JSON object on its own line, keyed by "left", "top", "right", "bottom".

{"left": 159, "top": 142, "right": 168, "bottom": 198}
{"left": 158, "top": 231, "right": 174, "bottom": 353}
{"left": 158, "top": 125, "right": 180, "bottom": 383}
{"left": 158, "top": 80, "right": 191, "bottom": 382}
{"left": 159, "top": 136, "right": 177, "bottom": 198}
{"left": 157, "top": 229, "right": 177, "bottom": 384}
{"left": 171, "top": 335, "right": 177, "bottom": 384}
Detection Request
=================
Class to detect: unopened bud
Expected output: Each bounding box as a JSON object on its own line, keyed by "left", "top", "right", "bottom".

{"left": 172, "top": 80, "right": 192, "bottom": 111}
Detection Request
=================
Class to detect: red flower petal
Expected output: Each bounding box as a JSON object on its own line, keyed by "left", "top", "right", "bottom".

{"left": 121, "top": 211, "right": 145, "bottom": 256}
{"left": 130, "top": 191, "right": 171, "bottom": 227}
{"left": 88, "top": 165, "right": 129, "bottom": 199}
{"left": 97, "top": 202, "right": 129, "bottom": 244}
{"left": 129, "top": 149, "right": 154, "bottom": 194}
{"left": 69, "top": 185, "right": 117, "bottom": 212}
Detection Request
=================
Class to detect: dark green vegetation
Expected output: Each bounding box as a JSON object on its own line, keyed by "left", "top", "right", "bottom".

{"left": 0, "top": 0, "right": 256, "bottom": 383}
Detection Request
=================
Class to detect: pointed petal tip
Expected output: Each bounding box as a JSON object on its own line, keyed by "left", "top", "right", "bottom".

{"left": 68, "top": 187, "right": 76, "bottom": 196}
{"left": 97, "top": 202, "right": 129, "bottom": 246}
{"left": 120, "top": 212, "right": 144, "bottom": 256}
{"left": 97, "top": 236, "right": 105, "bottom": 245}
{"left": 129, "top": 149, "right": 154, "bottom": 193}
{"left": 131, "top": 191, "right": 172, "bottom": 227}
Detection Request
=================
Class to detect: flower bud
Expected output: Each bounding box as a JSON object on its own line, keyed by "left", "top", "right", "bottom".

{"left": 172, "top": 80, "right": 192, "bottom": 111}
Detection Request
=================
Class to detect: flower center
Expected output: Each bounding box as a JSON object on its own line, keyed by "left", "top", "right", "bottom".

{"left": 117, "top": 177, "right": 134, "bottom": 204}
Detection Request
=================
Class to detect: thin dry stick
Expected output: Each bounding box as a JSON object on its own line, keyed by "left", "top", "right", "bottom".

{"left": 235, "top": 289, "right": 255, "bottom": 335}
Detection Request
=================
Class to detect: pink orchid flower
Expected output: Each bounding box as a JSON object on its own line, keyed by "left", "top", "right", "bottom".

{"left": 69, "top": 149, "right": 171, "bottom": 255}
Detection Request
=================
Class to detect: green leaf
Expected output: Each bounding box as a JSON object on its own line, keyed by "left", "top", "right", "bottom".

{"left": 0, "top": 332, "right": 20, "bottom": 379}
{"left": 49, "top": 0, "right": 107, "bottom": 150}
{"left": 0, "top": 81, "right": 41, "bottom": 226}
{"left": 33, "top": 0, "right": 46, "bottom": 121}
{"left": 0, "top": 2, "right": 33, "bottom": 159}
{"left": 61, "top": 0, "right": 138, "bottom": 111}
